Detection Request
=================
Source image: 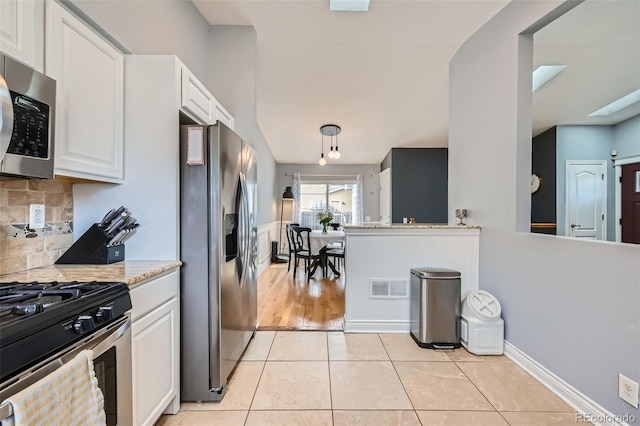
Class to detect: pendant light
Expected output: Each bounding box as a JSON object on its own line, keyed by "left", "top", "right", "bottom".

{"left": 320, "top": 124, "right": 341, "bottom": 164}
{"left": 319, "top": 130, "right": 326, "bottom": 166}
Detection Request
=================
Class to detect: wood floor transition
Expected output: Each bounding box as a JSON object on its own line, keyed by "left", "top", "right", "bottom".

{"left": 257, "top": 262, "right": 345, "bottom": 331}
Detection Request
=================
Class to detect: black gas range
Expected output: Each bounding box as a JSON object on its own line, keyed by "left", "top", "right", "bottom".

{"left": 0, "top": 280, "right": 132, "bottom": 384}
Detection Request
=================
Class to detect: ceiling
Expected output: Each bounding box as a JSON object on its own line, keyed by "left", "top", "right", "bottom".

{"left": 192, "top": 0, "right": 640, "bottom": 164}
{"left": 533, "top": 0, "right": 640, "bottom": 136}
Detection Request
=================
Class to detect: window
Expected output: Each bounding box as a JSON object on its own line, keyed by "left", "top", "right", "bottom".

{"left": 299, "top": 183, "right": 355, "bottom": 230}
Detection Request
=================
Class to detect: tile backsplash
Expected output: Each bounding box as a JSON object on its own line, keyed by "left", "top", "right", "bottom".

{"left": 1, "top": 178, "right": 74, "bottom": 275}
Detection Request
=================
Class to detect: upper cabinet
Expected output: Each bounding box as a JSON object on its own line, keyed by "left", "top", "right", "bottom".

{"left": 214, "top": 100, "right": 235, "bottom": 130}
{"left": 46, "top": 1, "right": 124, "bottom": 183}
{"left": 0, "top": 0, "right": 45, "bottom": 72}
{"left": 181, "top": 66, "right": 214, "bottom": 125}
{"left": 180, "top": 63, "right": 235, "bottom": 130}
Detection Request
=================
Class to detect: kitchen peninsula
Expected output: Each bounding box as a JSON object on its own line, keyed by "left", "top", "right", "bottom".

{"left": 343, "top": 224, "right": 480, "bottom": 333}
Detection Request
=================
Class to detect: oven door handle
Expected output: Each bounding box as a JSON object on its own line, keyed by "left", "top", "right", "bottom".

{"left": 0, "top": 314, "right": 131, "bottom": 421}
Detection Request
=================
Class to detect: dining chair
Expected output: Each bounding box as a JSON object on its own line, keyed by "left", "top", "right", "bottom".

{"left": 291, "top": 226, "right": 320, "bottom": 281}
{"left": 285, "top": 223, "right": 300, "bottom": 271}
{"left": 326, "top": 240, "right": 345, "bottom": 273}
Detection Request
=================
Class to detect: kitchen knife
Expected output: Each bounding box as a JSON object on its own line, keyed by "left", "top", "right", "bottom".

{"left": 99, "top": 209, "right": 116, "bottom": 227}
{"left": 101, "top": 206, "right": 126, "bottom": 229}
{"left": 105, "top": 217, "right": 125, "bottom": 236}
{"left": 120, "top": 215, "right": 136, "bottom": 229}
{"left": 107, "top": 229, "right": 127, "bottom": 246}
{"left": 119, "top": 228, "right": 136, "bottom": 244}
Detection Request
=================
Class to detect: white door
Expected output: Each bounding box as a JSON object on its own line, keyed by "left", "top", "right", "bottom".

{"left": 380, "top": 168, "right": 391, "bottom": 225}
{"left": 566, "top": 161, "right": 606, "bottom": 240}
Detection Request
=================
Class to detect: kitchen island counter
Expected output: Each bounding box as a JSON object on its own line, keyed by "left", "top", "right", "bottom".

{"left": 0, "top": 260, "right": 182, "bottom": 286}
{"left": 344, "top": 224, "right": 481, "bottom": 230}
{"left": 343, "top": 225, "right": 480, "bottom": 333}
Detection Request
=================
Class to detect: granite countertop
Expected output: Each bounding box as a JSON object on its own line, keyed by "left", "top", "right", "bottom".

{"left": 344, "top": 224, "right": 481, "bottom": 229}
{"left": 0, "top": 260, "right": 182, "bottom": 286}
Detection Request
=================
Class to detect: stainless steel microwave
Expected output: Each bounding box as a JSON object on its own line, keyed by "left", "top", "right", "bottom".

{"left": 0, "top": 53, "right": 56, "bottom": 179}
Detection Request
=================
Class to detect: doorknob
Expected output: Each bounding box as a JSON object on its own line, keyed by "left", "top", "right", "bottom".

{"left": 570, "top": 224, "right": 581, "bottom": 228}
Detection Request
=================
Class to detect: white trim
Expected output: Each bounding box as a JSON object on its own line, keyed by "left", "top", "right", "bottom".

{"left": 504, "top": 341, "right": 631, "bottom": 426}
{"left": 565, "top": 160, "right": 607, "bottom": 240}
{"left": 614, "top": 154, "right": 640, "bottom": 242}
{"left": 257, "top": 221, "right": 281, "bottom": 276}
{"left": 613, "top": 154, "right": 640, "bottom": 167}
{"left": 343, "top": 319, "right": 409, "bottom": 333}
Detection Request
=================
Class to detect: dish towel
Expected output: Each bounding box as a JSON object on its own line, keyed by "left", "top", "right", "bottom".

{"left": 1, "top": 349, "right": 106, "bottom": 426}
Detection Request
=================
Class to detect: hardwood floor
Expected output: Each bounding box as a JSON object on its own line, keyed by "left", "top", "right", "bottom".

{"left": 257, "top": 262, "right": 345, "bottom": 331}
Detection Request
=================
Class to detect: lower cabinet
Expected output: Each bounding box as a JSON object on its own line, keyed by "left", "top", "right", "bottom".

{"left": 130, "top": 270, "right": 180, "bottom": 426}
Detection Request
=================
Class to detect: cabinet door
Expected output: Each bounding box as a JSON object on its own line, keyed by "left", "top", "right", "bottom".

{"left": 181, "top": 66, "right": 213, "bottom": 124}
{"left": 46, "top": 1, "right": 124, "bottom": 182}
{"left": 0, "top": 0, "right": 44, "bottom": 72}
{"left": 132, "top": 297, "right": 179, "bottom": 426}
{"left": 214, "top": 100, "right": 235, "bottom": 130}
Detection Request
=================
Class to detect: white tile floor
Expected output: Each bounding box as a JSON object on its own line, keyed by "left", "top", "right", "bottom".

{"left": 158, "top": 331, "right": 579, "bottom": 426}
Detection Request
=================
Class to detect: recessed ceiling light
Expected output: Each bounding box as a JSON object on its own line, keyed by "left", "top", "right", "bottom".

{"left": 330, "top": 0, "right": 370, "bottom": 12}
{"left": 532, "top": 65, "right": 566, "bottom": 92}
{"left": 588, "top": 89, "right": 640, "bottom": 117}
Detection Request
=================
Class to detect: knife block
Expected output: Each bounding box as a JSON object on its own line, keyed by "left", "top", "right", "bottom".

{"left": 55, "top": 223, "right": 125, "bottom": 264}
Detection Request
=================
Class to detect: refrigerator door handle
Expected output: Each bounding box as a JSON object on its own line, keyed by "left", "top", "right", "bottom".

{"left": 239, "top": 172, "right": 251, "bottom": 288}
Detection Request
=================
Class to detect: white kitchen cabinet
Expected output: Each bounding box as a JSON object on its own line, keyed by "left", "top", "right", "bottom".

{"left": 181, "top": 65, "right": 214, "bottom": 125}
{"left": 130, "top": 270, "right": 180, "bottom": 426}
{"left": 45, "top": 0, "right": 124, "bottom": 183}
{"left": 180, "top": 62, "right": 235, "bottom": 130}
{"left": 214, "top": 99, "right": 235, "bottom": 130}
{"left": 0, "top": 0, "right": 44, "bottom": 72}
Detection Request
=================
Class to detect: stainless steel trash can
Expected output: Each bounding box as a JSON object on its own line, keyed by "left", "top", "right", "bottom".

{"left": 410, "top": 267, "right": 461, "bottom": 349}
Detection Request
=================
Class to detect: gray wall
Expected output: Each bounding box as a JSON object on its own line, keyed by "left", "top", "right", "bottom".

{"left": 449, "top": 0, "right": 640, "bottom": 418}
{"left": 276, "top": 163, "right": 381, "bottom": 223}
{"left": 68, "top": 0, "right": 211, "bottom": 80}
{"left": 531, "top": 127, "right": 556, "bottom": 226}
{"left": 613, "top": 114, "right": 640, "bottom": 158}
{"left": 209, "top": 26, "right": 278, "bottom": 225}
{"left": 555, "top": 126, "right": 615, "bottom": 239}
{"left": 388, "top": 148, "right": 448, "bottom": 224}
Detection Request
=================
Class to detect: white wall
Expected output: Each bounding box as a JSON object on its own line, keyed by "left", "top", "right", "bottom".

{"left": 449, "top": 0, "right": 640, "bottom": 419}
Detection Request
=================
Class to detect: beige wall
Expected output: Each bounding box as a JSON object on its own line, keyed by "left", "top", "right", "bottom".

{"left": 0, "top": 179, "right": 74, "bottom": 275}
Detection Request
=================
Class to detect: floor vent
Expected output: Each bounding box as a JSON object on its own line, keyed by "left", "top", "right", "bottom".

{"left": 370, "top": 279, "right": 408, "bottom": 298}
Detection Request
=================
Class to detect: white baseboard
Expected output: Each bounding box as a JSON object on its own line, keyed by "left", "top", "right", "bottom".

{"left": 504, "top": 341, "right": 633, "bottom": 426}
{"left": 343, "top": 319, "right": 409, "bottom": 333}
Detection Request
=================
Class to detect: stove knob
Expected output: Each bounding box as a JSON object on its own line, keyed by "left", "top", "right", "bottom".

{"left": 95, "top": 306, "right": 113, "bottom": 323}
{"left": 73, "top": 316, "right": 95, "bottom": 334}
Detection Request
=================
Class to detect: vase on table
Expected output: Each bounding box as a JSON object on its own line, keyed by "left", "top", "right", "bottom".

{"left": 322, "top": 222, "right": 328, "bottom": 233}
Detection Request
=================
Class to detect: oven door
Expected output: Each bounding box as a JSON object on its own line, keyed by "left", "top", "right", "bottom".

{"left": 0, "top": 314, "right": 132, "bottom": 426}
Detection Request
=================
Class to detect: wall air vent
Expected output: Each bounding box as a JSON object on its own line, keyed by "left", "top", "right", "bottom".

{"left": 389, "top": 281, "right": 408, "bottom": 297}
{"left": 370, "top": 279, "right": 408, "bottom": 298}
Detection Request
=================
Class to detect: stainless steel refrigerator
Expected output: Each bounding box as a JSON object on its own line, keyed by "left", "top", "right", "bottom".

{"left": 179, "top": 122, "right": 257, "bottom": 401}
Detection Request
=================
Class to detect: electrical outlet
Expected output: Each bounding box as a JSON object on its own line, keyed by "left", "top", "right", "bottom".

{"left": 29, "top": 204, "right": 45, "bottom": 229}
{"left": 619, "top": 374, "right": 639, "bottom": 408}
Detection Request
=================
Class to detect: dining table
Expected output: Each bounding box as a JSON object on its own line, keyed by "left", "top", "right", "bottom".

{"left": 308, "top": 230, "right": 345, "bottom": 277}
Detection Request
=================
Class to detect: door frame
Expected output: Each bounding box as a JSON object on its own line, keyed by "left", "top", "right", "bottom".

{"left": 565, "top": 160, "right": 607, "bottom": 240}
{"left": 614, "top": 154, "right": 640, "bottom": 242}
